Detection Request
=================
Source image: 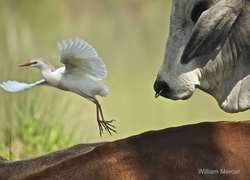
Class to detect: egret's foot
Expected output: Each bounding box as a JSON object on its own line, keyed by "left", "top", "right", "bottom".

{"left": 98, "top": 119, "right": 117, "bottom": 137}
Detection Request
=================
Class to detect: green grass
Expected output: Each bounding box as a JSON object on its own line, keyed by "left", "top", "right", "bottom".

{"left": 1, "top": 0, "right": 250, "bottom": 159}
{"left": 1, "top": 90, "right": 75, "bottom": 160}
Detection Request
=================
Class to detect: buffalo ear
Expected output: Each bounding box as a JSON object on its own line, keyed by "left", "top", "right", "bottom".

{"left": 181, "top": 0, "right": 245, "bottom": 64}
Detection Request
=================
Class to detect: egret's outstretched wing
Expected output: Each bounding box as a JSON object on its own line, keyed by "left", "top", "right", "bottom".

{"left": 57, "top": 37, "right": 107, "bottom": 81}
{"left": 0, "top": 79, "right": 51, "bottom": 92}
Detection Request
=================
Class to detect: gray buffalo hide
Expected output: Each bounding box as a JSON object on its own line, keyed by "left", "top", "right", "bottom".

{"left": 155, "top": 0, "right": 250, "bottom": 113}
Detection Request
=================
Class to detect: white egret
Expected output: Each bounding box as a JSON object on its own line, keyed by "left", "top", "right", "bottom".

{"left": 0, "top": 37, "right": 116, "bottom": 136}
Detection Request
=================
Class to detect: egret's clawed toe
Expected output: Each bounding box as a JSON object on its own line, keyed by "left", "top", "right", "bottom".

{"left": 98, "top": 119, "right": 117, "bottom": 137}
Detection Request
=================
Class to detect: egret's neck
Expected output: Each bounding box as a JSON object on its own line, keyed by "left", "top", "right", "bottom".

{"left": 38, "top": 62, "right": 55, "bottom": 80}
{"left": 41, "top": 66, "right": 63, "bottom": 89}
{"left": 41, "top": 61, "right": 55, "bottom": 72}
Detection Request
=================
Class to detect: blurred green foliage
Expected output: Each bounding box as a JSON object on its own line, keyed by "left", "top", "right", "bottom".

{"left": 1, "top": 0, "right": 250, "bottom": 159}
{"left": 1, "top": 95, "right": 75, "bottom": 160}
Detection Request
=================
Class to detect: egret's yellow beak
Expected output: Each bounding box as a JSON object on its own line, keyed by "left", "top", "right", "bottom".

{"left": 19, "top": 62, "right": 34, "bottom": 67}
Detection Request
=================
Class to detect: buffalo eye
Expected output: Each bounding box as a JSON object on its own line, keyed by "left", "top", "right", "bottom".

{"left": 191, "top": 2, "right": 208, "bottom": 23}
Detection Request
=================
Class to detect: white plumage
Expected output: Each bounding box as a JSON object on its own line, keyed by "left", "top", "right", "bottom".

{"left": 0, "top": 80, "right": 48, "bottom": 92}
{"left": 0, "top": 37, "right": 116, "bottom": 136}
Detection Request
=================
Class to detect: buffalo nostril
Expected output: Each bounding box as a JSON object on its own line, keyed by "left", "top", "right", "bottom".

{"left": 154, "top": 80, "right": 170, "bottom": 98}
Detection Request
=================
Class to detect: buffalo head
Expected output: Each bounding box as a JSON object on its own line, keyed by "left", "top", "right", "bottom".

{"left": 154, "top": 0, "right": 250, "bottom": 113}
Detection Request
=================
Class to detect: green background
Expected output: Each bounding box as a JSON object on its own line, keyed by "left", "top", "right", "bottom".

{"left": 1, "top": 0, "right": 249, "bottom": 159}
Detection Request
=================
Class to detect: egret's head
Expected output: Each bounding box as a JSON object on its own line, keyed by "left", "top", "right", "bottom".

{"left": 19, "top": 57, "right": 46, "bottom": 68}
{"left": 19, "top": 60, "right": 38, "bottom": 67}
{"left": 19, "top": 57, "right": 55, "bottom": 71}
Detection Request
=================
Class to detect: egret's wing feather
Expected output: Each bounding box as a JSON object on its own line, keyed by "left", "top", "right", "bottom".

{"left": 0, "top": 79, "right": 51, "bottom": 92}
{"left": 57, "top": 37, "right": 107, "bottom": 80}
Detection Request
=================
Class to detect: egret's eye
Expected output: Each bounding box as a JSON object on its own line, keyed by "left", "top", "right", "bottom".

{"left": 33, "top": 61, "right": 37, "bottom": 64}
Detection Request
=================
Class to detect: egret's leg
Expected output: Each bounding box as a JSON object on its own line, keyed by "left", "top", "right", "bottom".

{"left": 95, "top": 100, "right": 104, "bottom": 135}
{"left": 92, "top": 99, "right": 117, "bottom": 136}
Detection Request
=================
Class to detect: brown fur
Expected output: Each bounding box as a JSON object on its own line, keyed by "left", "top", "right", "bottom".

{"left": 1, "top": 121, "right": 250, "bottom": 180}
{"left": 0, "top": 142, "right": 105, "bottom": 180}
